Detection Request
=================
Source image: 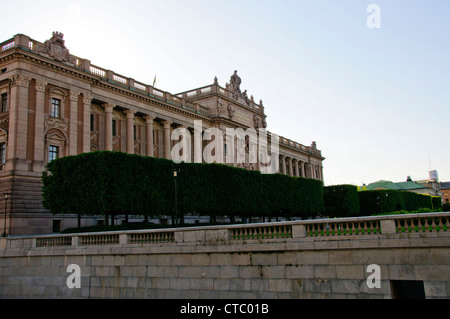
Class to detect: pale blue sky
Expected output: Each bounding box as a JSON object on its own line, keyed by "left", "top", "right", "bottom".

{"left": 2, "top": 0, "right": 449, "bottom": 186}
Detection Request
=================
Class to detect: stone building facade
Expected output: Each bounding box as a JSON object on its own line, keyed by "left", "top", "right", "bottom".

{"left": 0, "top": 33, "right": 324, "bottom": 235}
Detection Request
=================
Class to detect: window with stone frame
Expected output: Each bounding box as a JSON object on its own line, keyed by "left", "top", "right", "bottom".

{"left": 1, "top": 93, "right": 7, "bottom": 113}
{"left": 51, "top": 98, "right": 61, "bottom": 118}
{"left": 48, "top": 145, "right": 59, "bottom": 162}
{"left": 0, "top": 142, "right": 5, "bottom": 168}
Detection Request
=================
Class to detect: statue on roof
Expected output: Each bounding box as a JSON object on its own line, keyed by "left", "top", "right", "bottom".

{"left": 230, "top": 70, "right": 241, "bottom": 94}
{"left": 42, "top": 31, "right": 70, "bottom": 62}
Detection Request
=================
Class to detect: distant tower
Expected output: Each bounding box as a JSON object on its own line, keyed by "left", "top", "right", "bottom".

{"left": 429, "top": 170, "right": 439, "bottom": 182}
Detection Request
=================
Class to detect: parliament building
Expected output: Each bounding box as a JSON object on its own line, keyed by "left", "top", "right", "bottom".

{"left": 0, "top": 33, "right": 325, "bottom": 234}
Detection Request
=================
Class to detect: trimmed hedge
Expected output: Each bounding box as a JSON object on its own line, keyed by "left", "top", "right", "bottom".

{"left": 323, "top": 185, "right": 360, "bottom": 218}
{"left": 42, "top": 151, "right": 324, "bottom": 223}
{"left": 358, "top": 190, "right": 433, "bottom": 215}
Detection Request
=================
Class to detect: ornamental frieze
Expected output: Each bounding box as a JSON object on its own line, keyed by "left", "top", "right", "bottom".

{"left": 45, "top": 117, "right": 68, "bottom": 132}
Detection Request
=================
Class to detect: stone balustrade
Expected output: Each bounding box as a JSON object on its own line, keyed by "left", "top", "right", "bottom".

{"left": 0, "top": 34, "right": 210, "bottom": 117}
{"left": 5, "top": 212, "right": 447, "bottom": 250}
{"left": 1, "top": 212, "right": 449, "bottom": 299}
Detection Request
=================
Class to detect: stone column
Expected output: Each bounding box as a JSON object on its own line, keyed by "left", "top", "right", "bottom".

{"left": 6, "top": 74, "right": 31, "bottom": 171}
{"left": 179, "top": 125, "right": 190, "bottom": 162}
{"left": 280, "top": 155, "right": 286, "bottom": 175}
{"left": 293, "top": 159, "right": 299, "bottom": 177}
{"left": 300, "top": 161, "right": 305, "bottom": 177}
{"left": 125, "top": 109, "right": 136, "bottom": 154}
{"left": 32, "top": 80, "right": 47, "bottom": 172}
{"left": 69, "top": 91, "right": 79, "bottom": 156}
{"left": 82, "top": 94, "right": 92, "bottom": 153}
{"left": 162, "top": 120, "right": 172, "bottom": 160}
{"left": 194, "top": 123, "right": 202, "bottom": 163}
{"left": 103, "top": 103, "right": 114, "bottom": 151}
{"left": 288, "top": 157, "right": 293, "bottom": 176}
{"left": 144, "top": 115, "right": 155, "bottom": 157}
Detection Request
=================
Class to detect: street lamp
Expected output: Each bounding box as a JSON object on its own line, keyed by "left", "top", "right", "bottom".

{"left": 173, "top": 168, "right": 178, "bottom": 226}
{"left": 2, "top": 193, "right": 10, "bottom": 237}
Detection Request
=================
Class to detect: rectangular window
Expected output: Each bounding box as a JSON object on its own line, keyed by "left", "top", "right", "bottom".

{"left": 1, "top": 93, "right": 7, "bottom": 113}
{"left": 134, "top": 125, "right": 137, "bottom": 140}
{"left": 90, "top": 114, "right": 94, "bottom": 132}
{"left": 51, "top": 98, "right": 61, "bottom": 118}
{"left": 112, "top": 120, "right": 117, "bottom": 136}
{"left": 0, "top": 142, "right": 5, "bottom": 168}
{"left": 52, "top": 220, "right": 61, "bottom": 233}
{"left": 49, "top": 145, "right": 59, "bottom": 162}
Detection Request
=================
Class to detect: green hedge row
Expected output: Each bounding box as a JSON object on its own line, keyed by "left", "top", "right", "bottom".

{"left": 42, "top": 151, "right": 324, "bottom": 223}
{"left": 323, "top": 186, "right": 439, "bottom": 218}
{"left": 358, "top": 190, "right": 433, "bottom": 216}
{"left": 323, "top": 185, "right": 360, "bottom": 218}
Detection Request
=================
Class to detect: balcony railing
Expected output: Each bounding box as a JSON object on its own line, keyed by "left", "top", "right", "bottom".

{"left": 18, "top": 212, "right": 448, "bottom": 249}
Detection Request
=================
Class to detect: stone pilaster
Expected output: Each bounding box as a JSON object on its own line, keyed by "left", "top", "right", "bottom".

{"left": 125, "top": 109, "right": 136, "bottom": 154}
{"left": 69, "top": 90, "right": 80, "bottom": 156}
{"left": 82, "top": 94, "right": 93, "bottom": 153}
{"left": 143, "top": 115, "right": 155, "bottom": 157}
{"left": 32, "top": 80, "right": 47, "bottom": 172}
{"left": 103, "top": 103, "right": 114, "bottom": 151}
{"left": 162, "top": 120, "right": 172, "bottom": 160}
{"left": 6, "top": 74, "right": 31, "bottom": 172}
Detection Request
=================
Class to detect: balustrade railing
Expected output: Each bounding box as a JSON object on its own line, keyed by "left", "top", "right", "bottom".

{"left": 230, "top": 224, "right": 292, "bottom": 240}
{"left": 394, "top": 214, "right": 450, "bottom": 233}
{"left": 79, "top": 234, "right": 119, "bottom": 246}
{"left": 9, "top": 213, "right": 450, "bottom": 249}
{"left": 128, "top": 231, "right": 175, "bottom": 244}
{"left": 36, "top": 236, "right": 72, "bottom": 248}
{"left": 305, "top": 220, "right": 381, "bottom": 237}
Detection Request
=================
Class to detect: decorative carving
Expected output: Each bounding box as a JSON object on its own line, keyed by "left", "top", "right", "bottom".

{"left": 217, "top": 97, "right": 224, "bottom": 116}
{"left": 124, "top": 109, "right": 136, "bottom": 119}
{"left": 253, "top": 114, "right": 260, "bottom": 128}
{"left": 35, "top": 80, "right": 47, "bottom": 92}
{"left": 103, "top": 103, "right": 114, "bottom": 113}
{"left": 83, "top": 94, "right": 93, "bottom": 105}
{"left": 10, "top": 74, "right": 31, "bottom": 88}
{"left": 310, "top": 141, "right": 321, "bottom": 156}
{"left": 143, "top": 115, "right": 156, "bottom": 124}
{"left": 41, "top": 32, "right": 71, "bottom": 62}
{"left": 70, "top": 90, "right": 80, "bottom": 102}
{"left": 45, "top": 118, "right": 68, "bottom": 132}
{"left": 228, "top": 104, "right": 235, "bottom": 119}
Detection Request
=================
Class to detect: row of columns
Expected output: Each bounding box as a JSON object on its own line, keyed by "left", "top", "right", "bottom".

{"left": 101, "top": 104, "right": 324, "bottom": 181}
{"left": 279, "top": 155, "right": 323, "bottom": 181}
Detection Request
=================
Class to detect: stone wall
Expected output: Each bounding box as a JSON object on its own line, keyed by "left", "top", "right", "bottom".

{"left": 0, "top": 213, "right": 449, "bottom": 299}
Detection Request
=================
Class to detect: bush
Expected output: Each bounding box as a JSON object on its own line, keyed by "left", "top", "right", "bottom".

{"left": 443, "top": 203, "right": 450, "bottom": 212}
{"left": 323, "top": 185, "right": 360, "bottom": 218}
{"left": 42, "top": 151, "right": 324, "bottom": 224}
{"left": 432, "top": 196, "right": 443, "bottom": 210}
{"left": 358, "top": 190, "right": 433, "bottom": 216}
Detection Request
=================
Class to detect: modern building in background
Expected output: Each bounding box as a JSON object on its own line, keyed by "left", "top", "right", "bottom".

{"left": 0, "top": 33, "right": 325, "bottom": 235}
{"left": 363, "top": 170, "right": 444, "bottom": 199}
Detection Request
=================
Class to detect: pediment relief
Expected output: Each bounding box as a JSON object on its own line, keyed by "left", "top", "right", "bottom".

{"left": 45, "top": 117, "right": 68, "bottom": 132}
{"left": 46, "top": 129, "right": 66, "bottom": 141}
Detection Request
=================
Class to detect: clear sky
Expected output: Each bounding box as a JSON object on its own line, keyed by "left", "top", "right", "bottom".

{"left": 1, "top": 0, "right": 449, "bottom": 186}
